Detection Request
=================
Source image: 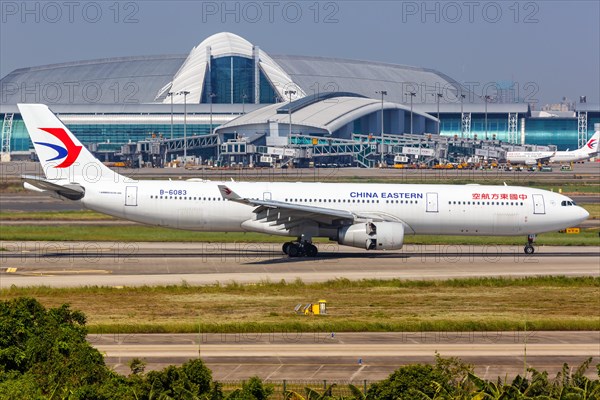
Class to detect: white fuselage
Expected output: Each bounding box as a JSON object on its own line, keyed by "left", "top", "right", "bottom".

{"left": 80, "top": 180, "right": 588, "bottom": 238}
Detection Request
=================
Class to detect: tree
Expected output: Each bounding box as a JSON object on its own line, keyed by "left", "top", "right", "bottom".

{"left": 129, "top": 357, "right": 147, "bottom": 376}
{"left": 366, "top": 355, "right": 474, "bottom": 400}
{"left": 228, "top": 376, "right": 274, "bottom": 400}
{"left": 0, "top": 297, "right": 119, "bottom": 397}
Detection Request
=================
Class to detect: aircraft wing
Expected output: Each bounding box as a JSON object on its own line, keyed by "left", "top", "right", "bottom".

{"left": 518, "top": 154, "right": 553, "bottom": 165}
{"left": 217, "top": 184, "right": 401, "bottom": 225}
{"left": 537, "top": 153, "right": 555, "bottom": 164}
{"left": 22, "top": 175, "right": 85, "bottom": 200}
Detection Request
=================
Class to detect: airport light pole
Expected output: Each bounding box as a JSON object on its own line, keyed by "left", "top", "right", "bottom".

{"left": 431, "top": 93, "right": 442, "bottom": 135}
{"left": 178, "top": 91, "right": 190, "bottom": 166}
{"left": 376, "top": 90, "right": 387, "bottom": 166}
{"left": 406, "top": 91, "right": 416, "bottom": 134}
{"left": 284, "top": 90, "right": 296, "bottom": 146}
{"left": 167, "top": 92, "right": 174, "bottom": 140}
{"left": 242, "top": 92, "right": 248, "bottom": 115}
{"left": 484, "top": 95, "right": 491, "bottom": 140}
{"left": 460, "top": 93, "right": 466, "bottom": 138}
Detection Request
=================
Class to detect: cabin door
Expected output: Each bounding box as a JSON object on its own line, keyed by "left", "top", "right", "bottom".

{"left": 532, "top": 194, "right": 545, "bottom": 214}
{"left": 426, "top": 192, "right": 439, "bottom": 213}
{"left": 125, "top": 186, "right": 138, "bottom": 206}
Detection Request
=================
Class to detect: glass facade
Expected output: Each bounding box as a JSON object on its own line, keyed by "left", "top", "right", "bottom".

{"left": 524, "top": 118, "right": 577, "bottom": 149}
{"left": 5, "top": 116, "right": 216, "bottom": 152}
{"left": 259, "top": 69, "right": 278, "bottom": 103}
{"left": 440, "top": 114, "right": 510, "bottom": 141}
{"left": 524, "top": 117, "right": 600, "bottom": 150}
{"left": 4, "top": 112, "right": 598, "bottom": 153}
{"left": 200, "top": 56, "right": 278, "bottom": 104}
{"left": 440, "top": 113, "right": 599, "bottom": 149}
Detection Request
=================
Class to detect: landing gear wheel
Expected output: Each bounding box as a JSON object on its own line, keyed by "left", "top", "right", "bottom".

{"left": 287, "top": 243, "right": 301, "bottom": 258}
{"left": 282, "top": 242, "right": 292, "bottom": 255}
{"left": 524, "top": 244, "right": 535, "bottom": 255}
{"left": 524, "top": 234, "right": 536, "bottom": 255}
{"left": 305, "top": 244, "right": 318, "bottom": 257}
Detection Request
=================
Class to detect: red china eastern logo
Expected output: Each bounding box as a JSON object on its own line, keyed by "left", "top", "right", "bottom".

{"left": 34, "top": 128, "right": 82, "bottom": 168}
{"left": 587, "top": 138, "right": 597, "bottom": 150}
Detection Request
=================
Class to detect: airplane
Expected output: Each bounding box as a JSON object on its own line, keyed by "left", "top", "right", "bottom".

{"left": 506, "top": 131, "right": 599, "bottom": 165}
{"left": 18, "top": 103, "right": 589, "bottom": 257}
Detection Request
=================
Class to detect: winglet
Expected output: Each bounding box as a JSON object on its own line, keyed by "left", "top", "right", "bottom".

{"left": 218, "top": 185, "right": 243, "bottom": 201}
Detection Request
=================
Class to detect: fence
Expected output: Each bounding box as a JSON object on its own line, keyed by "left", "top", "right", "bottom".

{"left": 219, "top": 379, "right": 371, "bottom": 399}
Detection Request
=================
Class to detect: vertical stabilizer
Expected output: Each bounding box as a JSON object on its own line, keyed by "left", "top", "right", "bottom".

{"left": 18, "top": 104, "right": 124, "bottom": 183}
{"left": 583, "top": 130, "right": 599, "bottom": 154}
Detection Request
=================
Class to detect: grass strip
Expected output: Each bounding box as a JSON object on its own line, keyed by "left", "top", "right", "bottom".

{"left": 0, "top": 210, "right": 115, "bottom": 221}
{"left": 2, "top": 277, "right": 598, "bottom": 333}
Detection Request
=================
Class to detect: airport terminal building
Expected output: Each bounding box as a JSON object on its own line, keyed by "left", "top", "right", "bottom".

{"left": 1, "top": 32, "right": 598, "bottom": 165}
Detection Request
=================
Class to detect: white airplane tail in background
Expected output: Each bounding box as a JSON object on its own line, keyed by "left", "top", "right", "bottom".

{"left": 18, "top": 104, "right": 123, "bottom": 183}
{"left": 583, "top": 130, "right": 599, "bottom": 154}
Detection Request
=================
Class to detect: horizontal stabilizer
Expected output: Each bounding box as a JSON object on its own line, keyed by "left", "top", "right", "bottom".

{"left": 22, "top": 175, "right": 85, "bottom": 200}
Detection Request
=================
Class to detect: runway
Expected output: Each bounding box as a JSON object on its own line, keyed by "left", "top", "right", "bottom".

{"left": 4, "top": 241, "right": 598, "bottom": 381}
{"left": 91, "top": 331, "right": 600, "bottom": 380}
{"left": 1, "top": 241, "right": 598, "bottom": 288}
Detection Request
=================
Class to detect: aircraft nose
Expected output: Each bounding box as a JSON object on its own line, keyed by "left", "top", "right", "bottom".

{"left": 576, "top": 206, "right": 589, "bottom": 224}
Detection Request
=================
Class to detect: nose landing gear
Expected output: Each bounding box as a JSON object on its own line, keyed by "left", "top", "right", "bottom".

{"left": 524, "top": 234, "right": 536, "bottom": 254}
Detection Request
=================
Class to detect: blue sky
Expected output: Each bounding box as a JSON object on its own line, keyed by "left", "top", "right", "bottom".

{"left": 1, "top": 0, "right": 598, "bottom": 105}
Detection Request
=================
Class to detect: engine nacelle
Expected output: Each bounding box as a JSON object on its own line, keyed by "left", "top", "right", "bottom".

{"left": 337, "top": 222, "right": 405, "bottom": 250}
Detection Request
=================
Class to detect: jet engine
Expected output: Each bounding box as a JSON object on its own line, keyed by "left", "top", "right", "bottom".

{"left": 337, "top": 222, "right": 405, "bottom": 250}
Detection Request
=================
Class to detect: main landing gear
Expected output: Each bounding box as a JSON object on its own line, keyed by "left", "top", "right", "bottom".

{"left": 524, "top": 234, "right": 536, "bottom": 255}
{"left": 282, "top": 240, "right": 318, "bottom": 258}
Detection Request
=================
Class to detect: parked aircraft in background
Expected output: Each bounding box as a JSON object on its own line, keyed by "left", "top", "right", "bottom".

{"left": 506, "top": 131, "right": 599, "bottom": 165}
{"left": 19, "top": 104, "right": 589, "bottom": 256}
